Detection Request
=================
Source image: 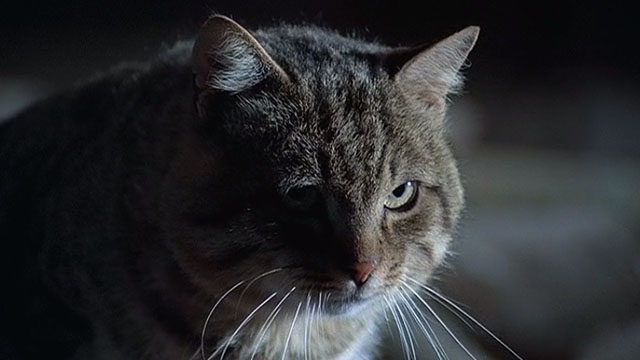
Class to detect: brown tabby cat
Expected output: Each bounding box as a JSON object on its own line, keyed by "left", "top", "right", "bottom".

{"left": 0, "top": 15, "right": 478, "bottom": 359}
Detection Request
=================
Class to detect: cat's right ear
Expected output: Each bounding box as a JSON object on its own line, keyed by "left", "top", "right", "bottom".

{"left": 192, "top": 15, "right": 290, "bottom": 117}
{"left": 389, "top": 26, "right": 479, "bottom": 111}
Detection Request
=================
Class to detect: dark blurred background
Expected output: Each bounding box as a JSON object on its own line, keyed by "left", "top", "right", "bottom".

{"left": 1, "top": 1, "right": 639, "bottom": 359}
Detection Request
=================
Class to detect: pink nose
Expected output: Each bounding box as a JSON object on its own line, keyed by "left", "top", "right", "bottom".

{"left": 351, "top": 261, "right": 378, "bottom": 286}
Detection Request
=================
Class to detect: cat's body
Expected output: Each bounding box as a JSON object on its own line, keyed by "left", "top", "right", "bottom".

{"left": 0, "top": 16, "right": 477, "bottom": 359}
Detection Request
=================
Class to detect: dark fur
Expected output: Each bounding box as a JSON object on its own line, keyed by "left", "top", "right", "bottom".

{"left": 0, "top": 17, "right": 475, "bottom": 359}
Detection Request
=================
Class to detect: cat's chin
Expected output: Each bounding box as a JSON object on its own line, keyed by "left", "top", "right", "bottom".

{"left": 317, "top": 290, "right": 382, "bottom": 317}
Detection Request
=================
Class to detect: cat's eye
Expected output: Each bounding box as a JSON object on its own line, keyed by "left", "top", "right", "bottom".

{"left": 384, "top": 181, "right": 418, "bottom": 211}
{"left": 285, "top": 185, "right": 320, "bottom": 210}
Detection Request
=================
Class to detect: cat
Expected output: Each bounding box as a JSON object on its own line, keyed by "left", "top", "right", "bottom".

{"left": 0, "top": 15, "right": 478, "bottom": 359}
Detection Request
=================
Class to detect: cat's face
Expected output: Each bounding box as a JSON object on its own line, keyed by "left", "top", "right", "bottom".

{"left": 166, "top": 16, "right": 475, "bottom": 318}
{"left": 205, "top": 81, "right": 463, "bottom": 314}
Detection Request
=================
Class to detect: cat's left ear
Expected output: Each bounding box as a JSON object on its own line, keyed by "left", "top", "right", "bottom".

{"left": 390, "top": 26, "right": 479, "bottom": 109}
{"left": 192, "top": 15, "right": 290, "bottom": 116}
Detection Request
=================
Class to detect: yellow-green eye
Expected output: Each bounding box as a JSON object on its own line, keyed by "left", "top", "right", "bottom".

{"left": 384, "top": 181, "right": 418, "bottom": 211}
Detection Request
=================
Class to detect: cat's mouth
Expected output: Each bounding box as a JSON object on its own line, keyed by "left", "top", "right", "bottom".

{"left": 322, "top": 292, "right": 380, "bottom": 315}
{"left": 292, "top": 283, "right": 383, "bottom": 316}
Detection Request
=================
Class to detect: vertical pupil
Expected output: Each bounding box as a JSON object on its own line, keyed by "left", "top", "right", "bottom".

{"left": 392, "top": 184, "right": 406, "bottom": 197}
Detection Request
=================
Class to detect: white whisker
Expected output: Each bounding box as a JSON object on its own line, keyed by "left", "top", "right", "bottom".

{"left": 310, "top": 293, "right": 319, "bottom": 360}
{"left": 200, "top": 268, "right": 283, "bottom": 360}
{"left": 234, "top": 268, "right": 283, "bottom": 317}
{"left": 200, "top": 280, "right": 248, "bottom": 360}
{"left": 405, "top": 277, "right": 523, "bottom": 360}
{"left": 397, "top": 286, "right": 447, "bottom": 360}
{"left": 384, "top": 294, "right": 409, "bottom": 360}
{"left": 405, "top": 277, "right": 474, "bottom": 330}
{"left": 215, "top": 291, "right": 279, "bottom": 360}
{"left": 393, "top": 292, "right": 417, "bottom": 360}
{"left": 383, "top": 306, "right": 395, "bottom": 342}
{"left": 304, "top": 292, "right": 311, "bottom": 360}
{"left": 189, "top": 348, "right": 201, "bottom": 360}
{"left": 281, "top": 301, "right": 303, "bottom": 360}
{"left": 250, "top": 286, "right": 296, "bottom": 360}
{"left": 404, "top": 285, "right": 477, "bottom": 360}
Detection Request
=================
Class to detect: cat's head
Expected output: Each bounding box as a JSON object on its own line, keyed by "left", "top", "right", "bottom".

{"left": 167, "top": 16, "right": 477, "bottom": 316}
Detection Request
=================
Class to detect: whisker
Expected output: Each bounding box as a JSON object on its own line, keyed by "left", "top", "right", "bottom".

{"left": 393, "top": 292, "right": 417, "bottom": 360}
{"left": 384, "top": 294, "right": 409, "bottom": 360}
{"left": 304, "top": 292, "right": 311, "bottom": 360}
{"left": 215, "top": 291, "right": 279, "bottom": 360}
{"left": 200, "top": 280, "right": 248, "bottom": 360}
{"left": 234, "top": 268, "right": 283, "bottom": 317}
{"left": 397, "top": 285, "right": 447, "bottom": 360}
{"left": 400, "top": 285, "right": 450, "bottom": 360}
{"left": 404, "top": 285, "right": 478, "bottom": 360}
{"left": 200, "top": 268, "right": 283, "bottom": 359}
{"left": 189, "top": 349, "right": 200, "bottom": 360}
{"left": 383, "top": 306, "right": 395, "bottom": 342}
{"left": 406, "top": 277, "right": 523, "bottom": 360}
{"left": 281, "top": 301, "right": 303, "bottom": 360}
{"left": 250, "top": 286, "right": 297, "bottom": 360}
{"left": 312, "top": 290, "right": 323, "bottom": 359}
{"left": 404, "top": 276, "right": 474, "bottom": 330}
{"left": 310, "top": 292, "right": 319, "bottom": 360}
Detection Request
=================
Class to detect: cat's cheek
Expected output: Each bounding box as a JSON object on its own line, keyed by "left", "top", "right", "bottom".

{"left": 428, "top": 228, "right": 452, "bottom": 266}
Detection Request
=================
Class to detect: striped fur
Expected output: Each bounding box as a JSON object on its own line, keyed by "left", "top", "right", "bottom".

{"left": 0, "top": 15, "right": 477, "bottom": 359}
